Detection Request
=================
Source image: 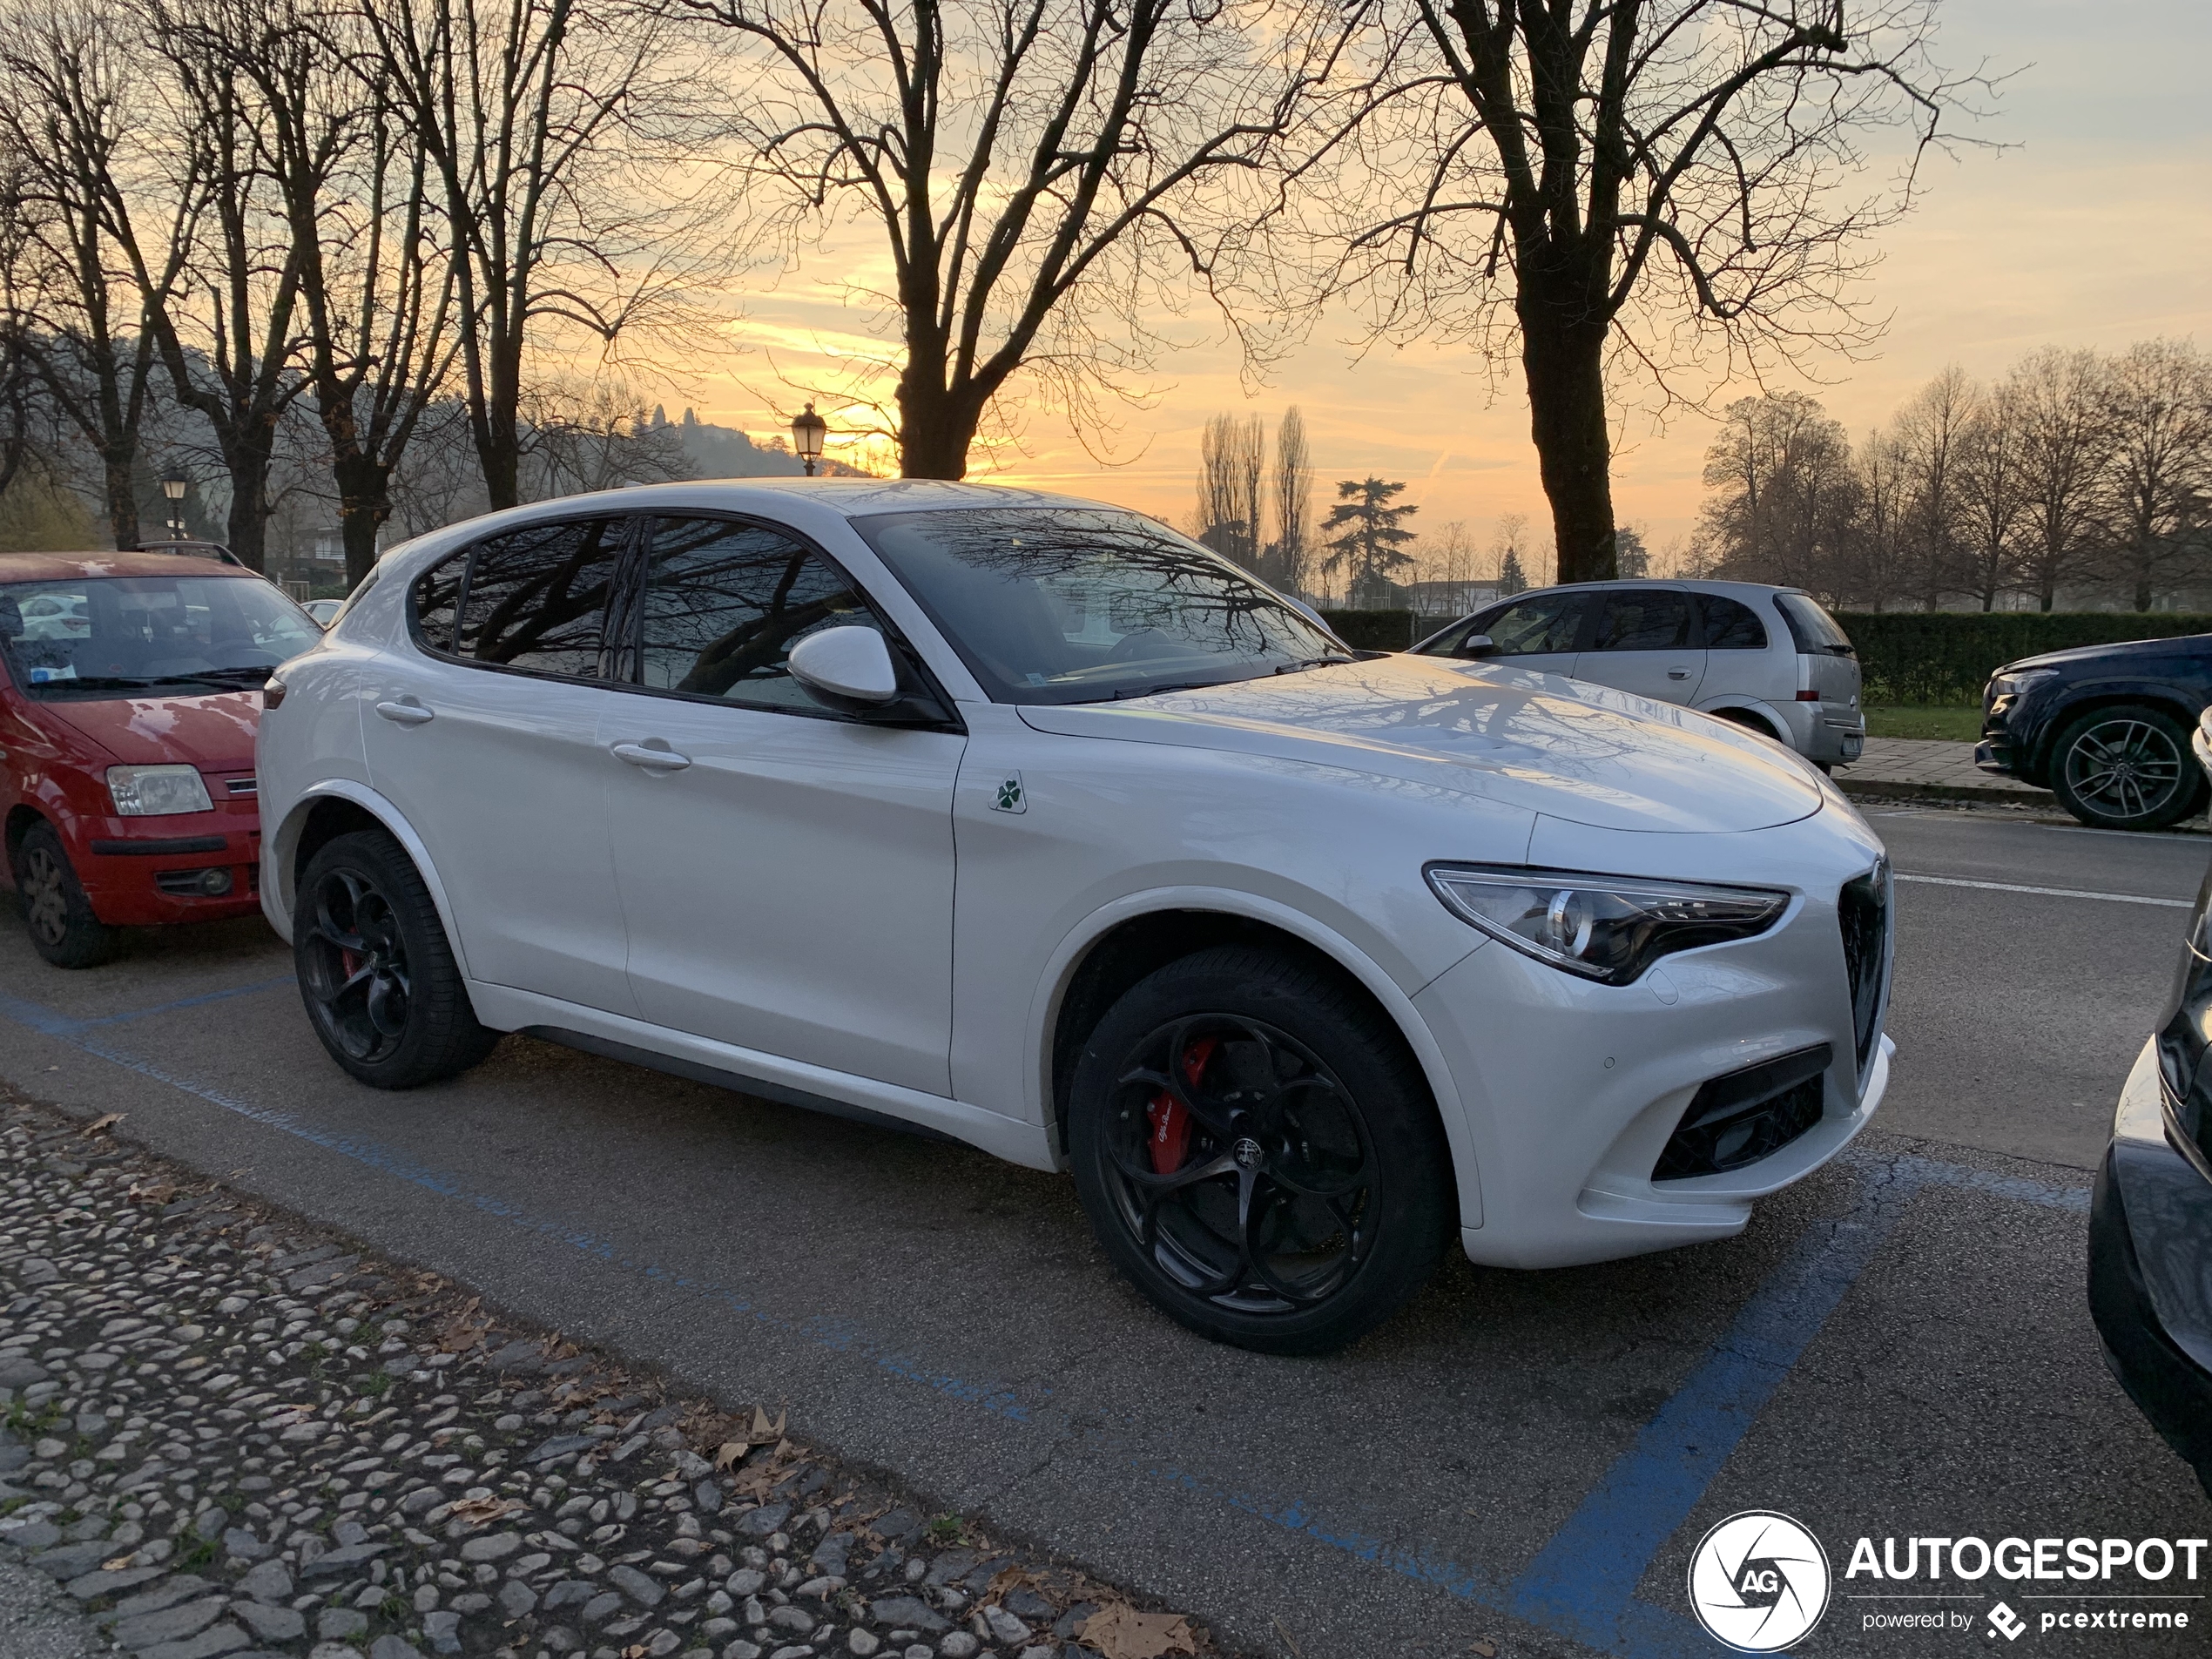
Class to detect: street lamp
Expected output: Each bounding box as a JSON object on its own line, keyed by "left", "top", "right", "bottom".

{"left": 790, "top": 403, "right": 826, "bottom": 477}
{"left": 158, "top": 473, "right": 188, "bottom": 540}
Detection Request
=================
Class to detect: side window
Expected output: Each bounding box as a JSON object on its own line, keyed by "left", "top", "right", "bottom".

{"left": 412, "top": 555, "right": 465, "bottom": 655}
{"left": 1485, "top": 593, "right": 1588, "bottom": 656}
{"left": 1700, "top": 594, "right": 1769, "bottom": 651}
{"left": 633, "top": 516, "right": 879, "bottom": 713}
{"left": 1591, "top": 589, "right": 1692, "bottom": 652}
{"left": 440, "top": 517, "right": 630, "bottom": 676}
{"left": 1416, "top": 617, "right": 1475, "bottom": 657}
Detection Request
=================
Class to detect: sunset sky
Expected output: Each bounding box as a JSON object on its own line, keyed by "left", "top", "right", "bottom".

{"left": 690, "top": 0, "right": 2212, "bottom": 579}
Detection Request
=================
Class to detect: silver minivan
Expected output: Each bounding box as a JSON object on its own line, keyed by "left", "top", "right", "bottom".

{"left": 1409, "top": 579, "right": 1866, "bottom": 769}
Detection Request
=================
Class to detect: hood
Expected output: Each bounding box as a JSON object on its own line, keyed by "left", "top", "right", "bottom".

{"left": 43, "top": 689, "right": 260, "bottom": 772}
{"left": 2000, "top": 633, "right": 2212, "bottom": 675}
{"left": 1018, "top": 657, "right": 1823, "bottom": 834}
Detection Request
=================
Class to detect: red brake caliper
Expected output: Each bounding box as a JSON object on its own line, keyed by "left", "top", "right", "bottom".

{"left": 1146, "top": 1036, "right": 1217, "bottom": 1175}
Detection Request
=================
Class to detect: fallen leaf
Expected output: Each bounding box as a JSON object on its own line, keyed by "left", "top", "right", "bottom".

{"left": 1074, "top": 1604, "right": 1199, "bottom": 1659}
{"left": 101, "top": 1554, "right": 132, "bottom": 1572}
{"left": 749, "top": 1406, "right": 786, "bottom": 1443}
{"left": 448, "top": 1496, "right": 523, "bottom": 1527}
{"left": 438, "top": 1298, "right": 489, "bottom": 1353}
{"left": 127, "top": 1181, "right": 177, "bottom": 1206}
{"left": 1271, "top": 1615, "right": 1305, "bottom": 1657}
{"left": 83, "top": 1113, "right": 123, "bottom": 1136}
{"left": 712, "top": 1440, "right": 747, "bottom": 1472}
{"left": 1469, "top": 1641, "right": 1499, "bottom": 1657}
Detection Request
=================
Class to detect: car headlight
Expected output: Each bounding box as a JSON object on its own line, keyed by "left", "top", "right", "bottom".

{"left": 107, "top": 764, "right": 213, "bottom": 816}
{"left": 1426, "top": 864, "right": 1790, "bottom": 985}
{"left": 1989, "top": 666, "right": 2059, "bottom": 697}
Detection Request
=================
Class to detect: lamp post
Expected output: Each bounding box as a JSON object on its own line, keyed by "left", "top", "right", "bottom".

{"left": 790, "top": 403, "right": 826, "bottom": 477}
{"left": 158, "top": 473, "right": 188, "bottom": 540}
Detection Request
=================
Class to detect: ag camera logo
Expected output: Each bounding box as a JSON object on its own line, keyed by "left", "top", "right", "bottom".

{"left": 1689, "top": 1511, "right": 1832, "bottom": 1651}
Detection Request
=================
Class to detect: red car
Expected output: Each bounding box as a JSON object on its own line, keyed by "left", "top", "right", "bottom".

{"left": 0, "top": 550, "right": 321, "bottom": 966}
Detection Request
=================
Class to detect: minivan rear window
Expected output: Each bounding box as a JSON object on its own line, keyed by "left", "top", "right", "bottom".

{"left": 1775, "top": 593, "right": 1855, "bottom": 658}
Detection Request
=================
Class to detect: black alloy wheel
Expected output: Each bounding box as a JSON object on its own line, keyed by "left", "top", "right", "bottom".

{"left": 16, "top": 820, "right": 118, "bottom": 968}
{"left": 294, "top": 830, "right": 500, "bottom": 1088}
{"left": 1069, "top": 946, "right": 1453, "bottom": 1353}
{"left": 2052, "top": 705, "right": 2207, "bottom": 832}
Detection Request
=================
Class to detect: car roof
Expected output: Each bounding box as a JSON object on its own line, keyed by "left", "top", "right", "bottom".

{"left": 437, "top": 476, "right": 1128, "bottom": 524}
{"left": 0, "top": 550, "right": 267, "bottom": 582}
{"left": 1489, "top": 577, "right": 1806, "bottom": 603}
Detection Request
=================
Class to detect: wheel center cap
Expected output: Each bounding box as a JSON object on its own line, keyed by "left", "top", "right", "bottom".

{"left": 1232, "top": 1137, "right": 1264, "bottom": 1170}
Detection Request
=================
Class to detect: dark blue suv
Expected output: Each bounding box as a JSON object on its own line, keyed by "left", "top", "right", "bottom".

{"left": 1977, "top": 635, "right": 2212, "bottom": 831}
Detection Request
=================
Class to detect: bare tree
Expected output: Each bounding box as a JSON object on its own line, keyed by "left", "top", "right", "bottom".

{"left": 1952, "top": 379, "right": 2027, "bottom": 610}
{"left": 683, "top": 0, "right": 1346, "bottom": 477}
{"left": 1334, "top": 0, "right": 1979, "bottom": 584}
{"left": 212, "top": 0, "right": 459, "bottom": 584}
{"left": 519, "top": 375, "right": 696, "bottom": 499}
{"left": 1194, "top": 410, "right": 1264, "bottom": 571}
{"left": 1696, "top": 391, "right": 1857, "bottom": 596}
{"left": 0, "top": 0, "right": 199, "bottom": 549}
{"left": 1270, "top": 403, "right": 1312, "bottom": 594}
{"left": 98, "top": 0, "right": 312, "bottom": 573}
{"left": 367, "top": 0, "right": 716, "bottom": 511}
{"left": 2098, "top": 339, "right": 2212, "bottom": 611}
{"left": 1887, "top": 365, "right": 1974, "bottom": 607}
{"left": 2006, "top": 347, "right": 2105, "bottom": 613}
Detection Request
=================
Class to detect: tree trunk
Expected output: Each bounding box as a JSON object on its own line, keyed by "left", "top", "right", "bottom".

{"left": 334, "top": 452, "right": 390, "bottom": 588}
{"left": 101, "top": 452, "right": 140, "bottom": 550}
{"left": 1519, "top": 307, "right": 1616, "bottom": 585}
{"left": 897, "top": 372, "right": 983, "bottom": 481}
{"left": 221, "top": 442, "right": 273, "bottom": 573}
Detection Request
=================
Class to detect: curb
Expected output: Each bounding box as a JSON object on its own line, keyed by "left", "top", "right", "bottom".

{"left": 1836, "top": 777, "right": 2055, "bottom": 807}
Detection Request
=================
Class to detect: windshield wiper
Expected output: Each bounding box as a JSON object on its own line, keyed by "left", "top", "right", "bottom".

{"left": 1106, "top": 679, "right": 1231, "bottom": 701}
{"left": 1273, "top": 654, "right": 1354, "bottom": 675}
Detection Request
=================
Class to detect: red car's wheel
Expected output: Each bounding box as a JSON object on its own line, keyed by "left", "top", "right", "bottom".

{"left": 15, "top": 821, "right": 118, "bottom": 968}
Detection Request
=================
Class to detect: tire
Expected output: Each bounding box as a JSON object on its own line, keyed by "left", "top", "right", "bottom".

{"left": 2050, "top": 705, "right": 2207, "bottom": 832}
{"left": 1066, "top": 945, "right": 1453, "bottom": 1354}
{"left": 294, "top": 829, "right": 500, "bottom": 1088}
{"left": 15, "top": 821, "right": 118, "bottom": 968}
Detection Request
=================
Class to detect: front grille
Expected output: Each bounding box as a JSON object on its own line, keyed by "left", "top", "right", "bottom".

{"left": 154, "top": 867, "right": 235, "bottom": 898}
{"left": 1839, "top": 862, "right": 1892, "bottom": 1078}
{"left": 225, "top": 776, "right": 257, "bottom": 796}
{"left": 1654, "top": 1044, "right": 1832, "bottom": 1181}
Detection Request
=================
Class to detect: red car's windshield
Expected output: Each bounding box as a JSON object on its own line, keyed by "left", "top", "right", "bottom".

{"left": 0, "top": 574, "right": 320, "bottom": 700}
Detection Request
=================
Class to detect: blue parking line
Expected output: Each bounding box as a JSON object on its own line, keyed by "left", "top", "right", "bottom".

{"left": 0, "top": 980, "right": 2097, "bottom": 1657}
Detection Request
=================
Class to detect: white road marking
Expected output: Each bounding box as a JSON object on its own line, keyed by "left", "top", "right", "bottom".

{"left": 1896, "top": 873, "right": 2191, "bottom": 908}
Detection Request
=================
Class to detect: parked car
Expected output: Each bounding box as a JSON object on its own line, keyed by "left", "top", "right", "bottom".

{"left": 1977, "top": 637, "right": 2212, "bottom": 831}
{"left": 258, "top": 482, "right": 1895, "bottom": 1353}
{"left": 2088, "top": 881, "right": 2212, "bottom": 1500}
{"left": 302, "top": 598, "right": 346, "bottom": 628}
{"left": 0, "top": 550, "right": 320, "bottom": 966}
{"left": 1408, "top": 580, "right": 1866, "bottom": 771}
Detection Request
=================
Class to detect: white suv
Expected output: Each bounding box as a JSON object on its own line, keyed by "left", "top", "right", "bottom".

{"left": 257, "top": 482, "right": 1893, "bottom": 1353}
{"left": 1411, "top": 580, "right": 1867, "bottom": 770}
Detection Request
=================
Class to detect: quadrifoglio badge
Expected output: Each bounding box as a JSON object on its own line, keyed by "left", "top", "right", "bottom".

{"left": 1685, "top": 1513, "right": 2209, "bottom": 1649}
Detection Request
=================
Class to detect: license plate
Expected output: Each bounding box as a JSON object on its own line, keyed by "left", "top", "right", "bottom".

{"left": 1842, "top": 734, "right": 1864, "bottom": 760}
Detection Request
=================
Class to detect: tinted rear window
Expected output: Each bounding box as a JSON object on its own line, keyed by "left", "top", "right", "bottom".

{"left": 1775, "top": 593, "right": 1855, "bottom": 657}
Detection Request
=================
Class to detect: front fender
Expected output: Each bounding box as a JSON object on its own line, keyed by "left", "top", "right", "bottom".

{"left": 261, "top": 778, "right": 471, "bottom": 979}
{"left": 1031, "top": 884, "right": 1485, "bottom": 1231}
{"left": 2032, "top": 681, "right": 2208, "bottom": 779}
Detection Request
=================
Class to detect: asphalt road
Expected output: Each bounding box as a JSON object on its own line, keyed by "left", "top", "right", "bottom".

{"left": 3, "top": 801, "right": 2209, "bottom": 1659}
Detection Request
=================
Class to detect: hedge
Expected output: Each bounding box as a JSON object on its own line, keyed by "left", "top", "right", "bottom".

{"left": 1318, "top": 604, "right": 2212, "bottom": 705}
{"left": 1836, "top": 612, "right": 2212, "bottom": 705}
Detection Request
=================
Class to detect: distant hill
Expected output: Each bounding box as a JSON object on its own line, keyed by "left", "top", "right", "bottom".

{"left": 665, "top": 407, "right": 873, "bottom": 479}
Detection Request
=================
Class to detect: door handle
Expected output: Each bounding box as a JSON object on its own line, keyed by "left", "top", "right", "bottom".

{"left": 611, "top": 741, "right": 691, "bottom": 772}
{"left": 374, "top": 699, "right": 434, "bottom": 726}
{"left": 1667, "top": 669, "right": 1690, "bottom": 680}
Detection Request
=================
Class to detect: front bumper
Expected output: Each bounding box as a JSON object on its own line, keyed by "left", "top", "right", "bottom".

{"left": 2087, "top": 1040, "right": 2212, "bottom": 1496}
{"left": 67, "top": 809, "right": 263, "bottom": 927}
{"left": 1414, "top": 842, "right": 1892, "bottom": 1268}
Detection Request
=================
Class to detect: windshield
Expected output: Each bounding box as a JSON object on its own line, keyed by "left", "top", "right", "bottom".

{"left": 852, "top": 507, "right": 1347, "bottom": 705}
{"left": 0, "top": 574, "right": 320, "bottom": 700}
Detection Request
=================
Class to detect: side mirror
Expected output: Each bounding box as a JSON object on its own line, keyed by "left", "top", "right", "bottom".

{"left": 789, "top": 625, "right": 900, "bottom": 710}
{"left": 1458, "top": 634, "right": 1496, "bottom": 659}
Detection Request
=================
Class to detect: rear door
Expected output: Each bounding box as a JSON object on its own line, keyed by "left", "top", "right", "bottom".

{"left": 359, "top": 515, "right": 637, "bottom": 1014}
{"left": 1575, "top": 586, "right": 1705, "bottom": 705}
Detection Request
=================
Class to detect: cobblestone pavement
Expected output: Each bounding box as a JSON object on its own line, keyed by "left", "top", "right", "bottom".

{"left": 0, "top": 1098, "right": 1208, "bottom": 1659}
